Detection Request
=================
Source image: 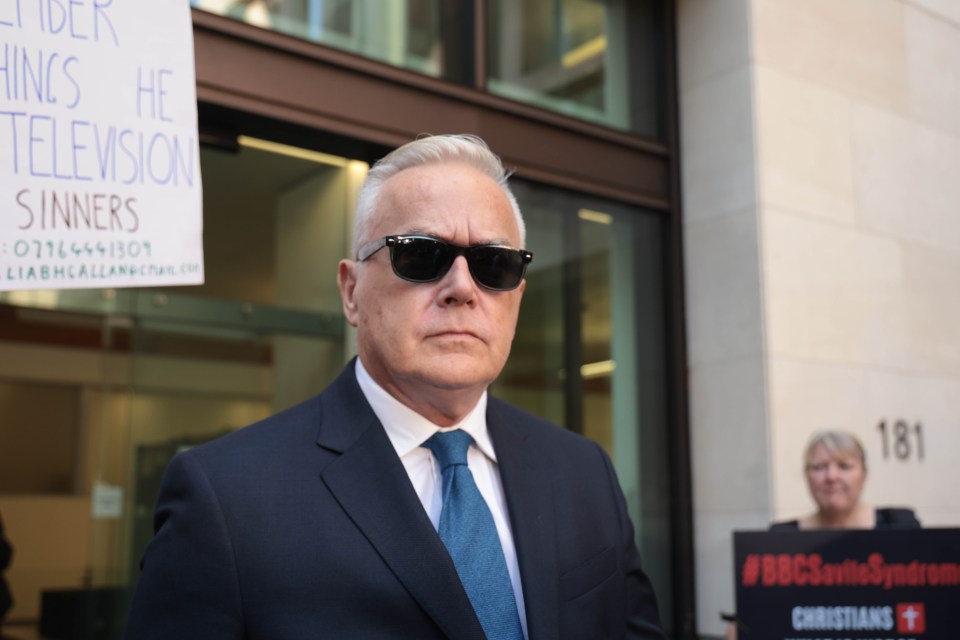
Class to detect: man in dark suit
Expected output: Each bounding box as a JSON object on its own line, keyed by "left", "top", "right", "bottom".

{"left": 124, "top": 134, "right": 666, "bottom": 639}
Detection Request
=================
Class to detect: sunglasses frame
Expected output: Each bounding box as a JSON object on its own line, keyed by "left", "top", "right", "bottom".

{"left": 357, "top": 234, "right": 533, "bottom": 291}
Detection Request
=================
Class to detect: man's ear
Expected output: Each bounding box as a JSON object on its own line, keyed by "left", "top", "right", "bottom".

{"left": 337, "top": 260, "right": 360, "bottom": 327}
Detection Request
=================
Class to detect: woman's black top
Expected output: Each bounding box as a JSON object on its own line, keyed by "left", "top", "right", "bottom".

{"left": 769, "top": 507, "right": 921, "bottom": 531}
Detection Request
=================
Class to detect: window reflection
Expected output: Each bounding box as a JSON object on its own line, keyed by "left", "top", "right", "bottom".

{"left": 192, "top": 0, "right": 663, "bottom": 134}
{"left": 0, "top": 139, "right": 358, "bottom": 638}
{"left": 487, "top": 0, "right": 663, "bottom": 137}
{"left": 492, "top": 179, "right": 672, "bottom": 627}
{"left": 193, "top": 0, "right": 448, "bottom": 78}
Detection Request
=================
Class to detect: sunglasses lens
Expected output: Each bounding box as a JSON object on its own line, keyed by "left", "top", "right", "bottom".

{"left": 391, "top": 237, "right": 453, "bottom": 282}
{"left": 386, "top": 236, "right": 529, "bottom": 290}
{"left": 468, "top": 246, "right": 526, "bottom": 290}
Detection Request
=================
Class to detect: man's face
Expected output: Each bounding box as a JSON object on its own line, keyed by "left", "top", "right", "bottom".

{"left": 338, "top": 162, "right": 526, "bottom": 422}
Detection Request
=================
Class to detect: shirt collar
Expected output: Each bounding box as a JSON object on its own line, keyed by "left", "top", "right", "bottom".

{"left": 354, "top": 358, "right": 497, "bottom": 462}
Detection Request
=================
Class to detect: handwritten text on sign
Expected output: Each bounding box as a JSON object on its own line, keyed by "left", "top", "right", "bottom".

{"left": 0, "top": 0, "right": 204, "bottom": 290}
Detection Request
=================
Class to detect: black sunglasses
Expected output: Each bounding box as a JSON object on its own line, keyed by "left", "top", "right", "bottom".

{"left": 357, "top": 235, "right": 533, "bottom": 291}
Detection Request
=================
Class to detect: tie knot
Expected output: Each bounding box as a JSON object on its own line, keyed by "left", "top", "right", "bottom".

{"left": 423, "top": 429, "right": 474, "bottom": 469}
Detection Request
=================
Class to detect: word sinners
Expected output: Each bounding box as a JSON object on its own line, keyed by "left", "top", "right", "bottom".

{"left": 10, "top": 239, "right": 151, "bottom": 261}
{"left": 741, "top": 553, "right": 960, "bottom": 589}
{"left": 16, "top": 188, "right": 138, "bottom": 232}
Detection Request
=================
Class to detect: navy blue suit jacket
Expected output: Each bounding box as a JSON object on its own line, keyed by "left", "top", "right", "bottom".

{"left": 125, "top": 361, "right": 666, "bottom": 639}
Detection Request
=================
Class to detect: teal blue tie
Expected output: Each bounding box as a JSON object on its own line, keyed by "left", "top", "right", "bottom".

{"left": 423, "top": 430, "right": 524, "bottom": 640}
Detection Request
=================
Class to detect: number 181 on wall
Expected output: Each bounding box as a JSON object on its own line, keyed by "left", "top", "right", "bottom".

{"left": 877, "top": 419, "right": 924, "bottom": 461}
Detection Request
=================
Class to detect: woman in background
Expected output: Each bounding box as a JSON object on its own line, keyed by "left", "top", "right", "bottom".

{"left": 726, "top": 430, "right": 919, "bottom": 638}
{"left": 770, "top": 430, "right": 919, "bottom": 530}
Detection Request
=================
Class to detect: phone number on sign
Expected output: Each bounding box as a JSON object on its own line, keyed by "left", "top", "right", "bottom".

{"left": 5, "top": 239, "right": 153, "bottom": 260}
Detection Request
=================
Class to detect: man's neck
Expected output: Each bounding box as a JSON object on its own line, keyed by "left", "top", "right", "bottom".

{"left": 354, "top": 358, "right": 486, "bottom": 427}
{"left": 381, "top": 382, "right": 482, "bottom": 427}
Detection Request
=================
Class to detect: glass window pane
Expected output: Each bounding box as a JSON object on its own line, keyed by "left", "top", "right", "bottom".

{"left": 0, "top": 138, "right": 364, "bottom": 638}
{"left": 487, "top": 0, "right": 664, "bottom": 137}
{"left": 0, "top": 379, "right": 81, "bottom": 494}
{"left": 192, "top": 0, "right": 472, "bottom": 81}
{"left": 492, "top": 179, "right": 673, "bottom": 630}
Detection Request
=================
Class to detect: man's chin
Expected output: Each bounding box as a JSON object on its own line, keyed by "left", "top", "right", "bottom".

{"left": 416, "top": 356, "right": 497, "bottom": 391}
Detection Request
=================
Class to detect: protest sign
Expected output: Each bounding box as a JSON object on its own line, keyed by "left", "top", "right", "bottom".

{"left": 734, "top": 528, "right": 960, "bottom": 639}
{"left": 1, "top": 0, "right": 203, "bottom": 290}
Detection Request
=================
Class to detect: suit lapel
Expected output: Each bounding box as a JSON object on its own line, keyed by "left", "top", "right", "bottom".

{"left": 317, "top": 364, "right": 486, "bottom": 640}
{"left": 488, "top": 401, "right": 560, "bottom": 640}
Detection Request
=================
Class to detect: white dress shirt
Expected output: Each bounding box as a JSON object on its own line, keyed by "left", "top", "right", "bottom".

{"left": 355, "top": 359, "right": 528, "bottom": 638}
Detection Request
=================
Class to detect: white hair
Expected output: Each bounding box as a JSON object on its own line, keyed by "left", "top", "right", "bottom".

{"left": 352, "top": 134, "right": 526, "bottom": 256}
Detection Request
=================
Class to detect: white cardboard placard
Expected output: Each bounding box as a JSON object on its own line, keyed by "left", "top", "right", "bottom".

{"left": 0, "top": 0, "right": 204, "bottom": 290}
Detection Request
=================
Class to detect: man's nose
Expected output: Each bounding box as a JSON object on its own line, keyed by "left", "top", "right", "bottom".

{"left": 438, "top": 256, "right": 477, "bottom": 304}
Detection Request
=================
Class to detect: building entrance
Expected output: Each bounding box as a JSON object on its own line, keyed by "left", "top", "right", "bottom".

{"left": 0, "top": 139, "right": 362, "bottom": 638}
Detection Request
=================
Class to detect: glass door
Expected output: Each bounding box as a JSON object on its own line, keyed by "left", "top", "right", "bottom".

{"left": 493, "top": 178, "right": 674, "bottom": 628}
{"left": 0, "top": 138, "right": 366, "bottom": 639}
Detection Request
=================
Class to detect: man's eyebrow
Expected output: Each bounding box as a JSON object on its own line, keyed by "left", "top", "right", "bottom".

{"left": 481, "top": 236, "right": 512, "bottom": 246}
{"left": 403, "top": 230, "right": 514, "bottom": 247}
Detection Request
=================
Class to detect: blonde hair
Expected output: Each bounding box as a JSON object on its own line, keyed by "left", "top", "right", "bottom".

{"left": 804, "top": 430, "right": 867, "bottom": 472}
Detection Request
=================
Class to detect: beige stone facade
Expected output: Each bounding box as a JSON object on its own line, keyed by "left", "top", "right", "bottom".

{"left": 679, "top": 0, "right": 960, "bottom": 635}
